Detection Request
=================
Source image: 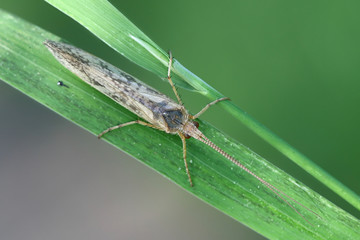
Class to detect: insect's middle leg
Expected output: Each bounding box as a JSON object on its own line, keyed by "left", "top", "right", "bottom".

{"left": 191, "top": 97, "right": 230, "bottom": 119}
{"left": 98, "top": 120, "right": 158, "bottom": 139}
{"left": 179, "top": 133, "right": 193, "bottom": 187}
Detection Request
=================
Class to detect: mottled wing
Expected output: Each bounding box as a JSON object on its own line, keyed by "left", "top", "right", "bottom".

{"left": 44, "top": 40, "right": 181, "bottom": 128}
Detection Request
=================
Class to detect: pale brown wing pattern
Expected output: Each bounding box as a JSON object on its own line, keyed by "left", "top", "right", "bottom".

{"left": 44, "top": 40, "right": 181, "bottom": 127}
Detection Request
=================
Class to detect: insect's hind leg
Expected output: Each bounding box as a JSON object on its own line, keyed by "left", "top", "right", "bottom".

{"left": 166, "top": 51, "right": 183, "bottom": 106}
{"left": 98, "top": 120, "right": 159, "bottom": 139}
{"left": 179, "top": 132, "right": 193, "bottom": 187}
{"left": 191, "top": 97, "right": 230, "bottom": 119}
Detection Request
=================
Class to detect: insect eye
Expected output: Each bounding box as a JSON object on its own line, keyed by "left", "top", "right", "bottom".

{"left": 184, "top": 133, "right": 191, "bottom": 139}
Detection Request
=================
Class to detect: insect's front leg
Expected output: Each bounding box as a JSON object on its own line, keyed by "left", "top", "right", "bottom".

{"left": 98, "top": 120, "right": 159, "bottom": 139}
{"left": 178, "top": 132, "right": 193, "bottom": 187}
{"left": 191, "top": 97, "right": 230, "bottom": 119}
{"left": 166, "top": 51, "right": 183, "bottom": 106}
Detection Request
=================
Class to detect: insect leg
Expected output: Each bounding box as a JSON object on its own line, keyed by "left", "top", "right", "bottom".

{"left": 191, "top": 97, "right": 230, "bottom": 119}
{"left": 179, "top": 132, "right": 193, "bottom": 187}
{"left": 98, "top": 120, "right": 159, "bottom": 139}
{"left": 166, "top": 51, "right": 183, "bottom": 105}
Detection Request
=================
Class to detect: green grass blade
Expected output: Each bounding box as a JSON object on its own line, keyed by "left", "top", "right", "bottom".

{"left": 1, "top": 9, "right": 359, "bottom": 240}
{"left": 44, "top": 0, "right": 193, "bottom": 91}
{"left": 44, "top": 0, "right": 360, "bottom": 211}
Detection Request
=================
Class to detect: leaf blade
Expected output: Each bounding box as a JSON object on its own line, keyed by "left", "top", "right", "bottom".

{"left": 0, "top": 9, "right": 359, "bottom": 240}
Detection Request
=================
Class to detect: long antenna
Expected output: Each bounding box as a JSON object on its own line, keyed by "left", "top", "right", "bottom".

{"left": 196, "top": 133, "right": 320, "bottom": 224}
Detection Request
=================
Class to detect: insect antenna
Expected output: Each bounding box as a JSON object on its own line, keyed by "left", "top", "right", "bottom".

{"left": 196, "top": 133, "right": 320, "bottom": 224}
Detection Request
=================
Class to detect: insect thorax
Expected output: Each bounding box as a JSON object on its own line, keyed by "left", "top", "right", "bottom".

{"left": 161, "top": 108, "right": 188, "bottom": 133}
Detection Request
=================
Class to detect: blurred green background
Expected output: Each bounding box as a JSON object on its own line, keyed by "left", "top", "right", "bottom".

{"left": 1, "top": 1, "right": 359, "bottom": 239}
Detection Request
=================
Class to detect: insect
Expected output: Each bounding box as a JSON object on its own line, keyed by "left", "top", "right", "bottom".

{"left": 44, "top": 40, "right": 319, "bottom": 223}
